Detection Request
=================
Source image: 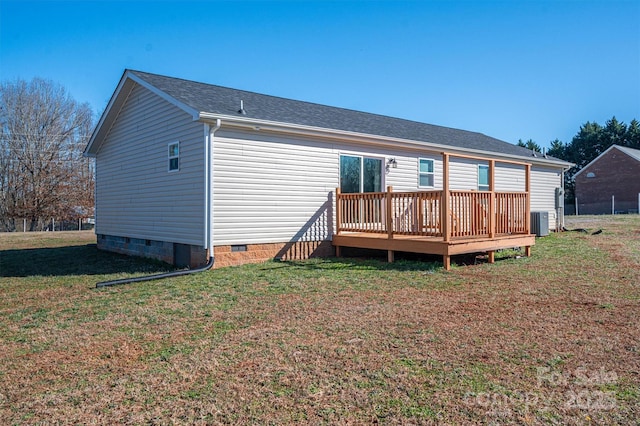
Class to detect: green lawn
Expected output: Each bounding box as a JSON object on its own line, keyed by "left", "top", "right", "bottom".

{"left": 0, "top": 216, "right": 639, "bottom": 424}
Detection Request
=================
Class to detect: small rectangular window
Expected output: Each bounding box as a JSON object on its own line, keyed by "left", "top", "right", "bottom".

{"left": 478, "top": 164, "right": 490, "bottom": 191}
{"left": 418, "top": 158, "right": 434, "bottom": 187}
{"left": 168, "top": 142, "right": 179, "bottom": 171}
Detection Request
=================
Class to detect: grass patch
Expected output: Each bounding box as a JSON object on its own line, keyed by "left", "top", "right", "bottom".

{"left": 0, "top": 217, "right": 639, "bottom": 424}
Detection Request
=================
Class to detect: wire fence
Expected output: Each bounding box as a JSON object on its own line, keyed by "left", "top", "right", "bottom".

{"left": 2, "top": 218, "right": 95, "bottom": 232}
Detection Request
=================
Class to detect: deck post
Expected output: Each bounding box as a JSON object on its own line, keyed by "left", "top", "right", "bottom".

{"left": 335, "top": 187, "right": 342, "bottom": 235}
{"left": 488, "top": 250, "right": 495, "bottom": 264}
{"left": 525, "top": 164, "right": 531, "bottom": 234}
{"left": 417, "top": 194, "right": 424, "bottom": 233}
{"left": 443, "top": 254, "right": 451, "bottom": 270}
{"left": 442, "top": 153, "right": 450, "bottom": 242}
{"left": 525, "top": 246, "right": 531, "bottom": 257}
{"left": 489, "top": 160, "right": 495, "bottom": 238}
{"left": 388, "top": 250, "right": 394, "bottom": 263}
{"left": 386, "top": 185, "right": 393, "bottom": 239}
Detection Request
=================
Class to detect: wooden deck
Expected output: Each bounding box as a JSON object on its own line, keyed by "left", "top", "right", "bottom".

{"left": 332, "top": 152, "right": 535, "bottom": 270}
{"left": 333, "top": 232, "right": 534, "bottom": 270}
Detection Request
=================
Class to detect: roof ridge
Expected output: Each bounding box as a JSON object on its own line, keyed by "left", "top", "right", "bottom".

{"left": 128, "top": 69, "right": 493, "bottom": 138}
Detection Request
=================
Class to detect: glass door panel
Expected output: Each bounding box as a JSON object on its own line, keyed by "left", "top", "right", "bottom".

{"left": 363, "top": 157, "right": 382, "bottom": 193}
{"left": 340, "top": 155, "right": 361, "bottom": 193}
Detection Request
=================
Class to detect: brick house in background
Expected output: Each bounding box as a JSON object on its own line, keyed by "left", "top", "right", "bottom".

{"left": 574, "top": 145, "right": 640, "bottom": 215}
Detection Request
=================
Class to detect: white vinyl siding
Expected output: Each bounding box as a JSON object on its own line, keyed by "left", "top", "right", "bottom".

{"left": 212, "top": 130, "right": 444, "bottom": 245}
{"left": 494, "top": 163, "right": 526, "bottom": 192}
{"left": 531, "top": 165, "right": 562, "bottom": 228}
{"left": 213, "top": 130, "right": 336, "bottom": 245}
{"left": 95, "top": 83, "right": 205, "bottom": 245}
{"left": 449, "top": 159, "right": 529, "bottom": 192}
{"left": 449, "top": 158, "right": 484, "bottom": 190}
{"left": 211, "top": 132, "right": 567, "bottom": 245}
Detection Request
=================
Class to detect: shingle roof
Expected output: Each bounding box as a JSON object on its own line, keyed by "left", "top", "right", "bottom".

{"left": 128, "top": 70, "right": 560, "bottom": 162}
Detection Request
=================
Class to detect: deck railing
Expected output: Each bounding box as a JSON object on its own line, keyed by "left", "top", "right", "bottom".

{"left": 336, "top": 187, "right": 530, "bottom": 240}
{"left": 495, "top": 192, "right": 529, "bottom": 235}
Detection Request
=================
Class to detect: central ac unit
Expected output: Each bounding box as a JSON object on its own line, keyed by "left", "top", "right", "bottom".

{"left": 531, "top": 211, "right": 549, "bottom": 237}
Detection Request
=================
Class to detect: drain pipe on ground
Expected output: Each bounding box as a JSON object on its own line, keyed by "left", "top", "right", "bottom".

{"left": 96, "top": 119, "right": 222, "bottom": 288}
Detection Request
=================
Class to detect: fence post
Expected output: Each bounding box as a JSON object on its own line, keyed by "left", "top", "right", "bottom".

{"left": 575, "top": 197, "right": 579, "bottom": 216}
{"left": 612, "top": 195, "right": 615, "bottom": 215}
{"left": 386, "top": 186, "right": 393, "bottom": 239}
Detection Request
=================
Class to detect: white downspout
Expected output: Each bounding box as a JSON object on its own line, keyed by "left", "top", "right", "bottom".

{"left": 205, "top": 119, "right": 222, "bottom": 259}
{"left": 95, "top": 118, "right": 222, "bottom": 287}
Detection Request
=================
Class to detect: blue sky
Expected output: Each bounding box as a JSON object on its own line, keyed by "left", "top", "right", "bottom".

{"left": 2, "top": 0, "right": 639, "bottom": 148}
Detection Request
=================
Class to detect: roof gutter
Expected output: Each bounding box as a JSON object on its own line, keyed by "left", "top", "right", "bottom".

{"left": 197, "top": 112, "right": 574, "bottom": 169}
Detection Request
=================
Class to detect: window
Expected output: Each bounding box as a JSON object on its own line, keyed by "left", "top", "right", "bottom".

{"left": 478, "top": 164, "right": 490, "bottom": 191}
{"left": 168, "top": 142, "right": 180, "bottom": 171}
{"left": 418, "top": 158, "right": 434, "bottom": 187}
{"left": 339, "top": 155, "right": 383, "bottom": 193}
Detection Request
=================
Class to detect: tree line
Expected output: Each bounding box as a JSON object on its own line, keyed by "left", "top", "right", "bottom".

{"left": 518, "top": 117, "right": 640, "bottom": 202}
{"left": 0, "top": 78, "right": 94, "bottom": 231}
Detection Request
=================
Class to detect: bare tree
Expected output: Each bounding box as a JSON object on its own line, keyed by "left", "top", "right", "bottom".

{"left": 0, "top": 78, "right": 94, "bottom": 231}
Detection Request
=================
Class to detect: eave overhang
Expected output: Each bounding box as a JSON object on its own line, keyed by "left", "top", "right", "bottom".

{"left": 198, "top": 112, "right": 574, "bottom": 169}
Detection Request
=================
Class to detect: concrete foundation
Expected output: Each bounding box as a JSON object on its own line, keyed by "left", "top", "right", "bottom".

{"left": 96, "top": 234, "right": 208, "bottom": 268}
{"left": 97, "top": 234, "right": 334, "bottom": 268}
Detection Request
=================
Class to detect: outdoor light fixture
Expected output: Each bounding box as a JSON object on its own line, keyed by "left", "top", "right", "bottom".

{"left": 386, "top": 158, "right": 398, "bottom": 172}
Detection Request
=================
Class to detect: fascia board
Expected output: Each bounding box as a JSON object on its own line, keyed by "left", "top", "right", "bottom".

{"left": 84, "top": 70, "right": 200, "bottom": 157}
{"left": 198, "top": 112, "right": 574, "bottom": 169}
{"left": 616, "top": 145, "right": 640, "bottom": 162}
{"left": 127, "top": 72, "right": 200, "bottom": 120}
{"left": 84, "top": 72, "right": 133, "bottom": 157}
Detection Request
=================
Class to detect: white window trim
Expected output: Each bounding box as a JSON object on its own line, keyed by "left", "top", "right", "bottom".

{"left": 418, "top": 158, "right": 435, "bottom": 188}
{"left": 478, "top": 164, "right": 490, "bottom": 191}
{"left": 168, "top": 141, "right": 180, "bottom": 172}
